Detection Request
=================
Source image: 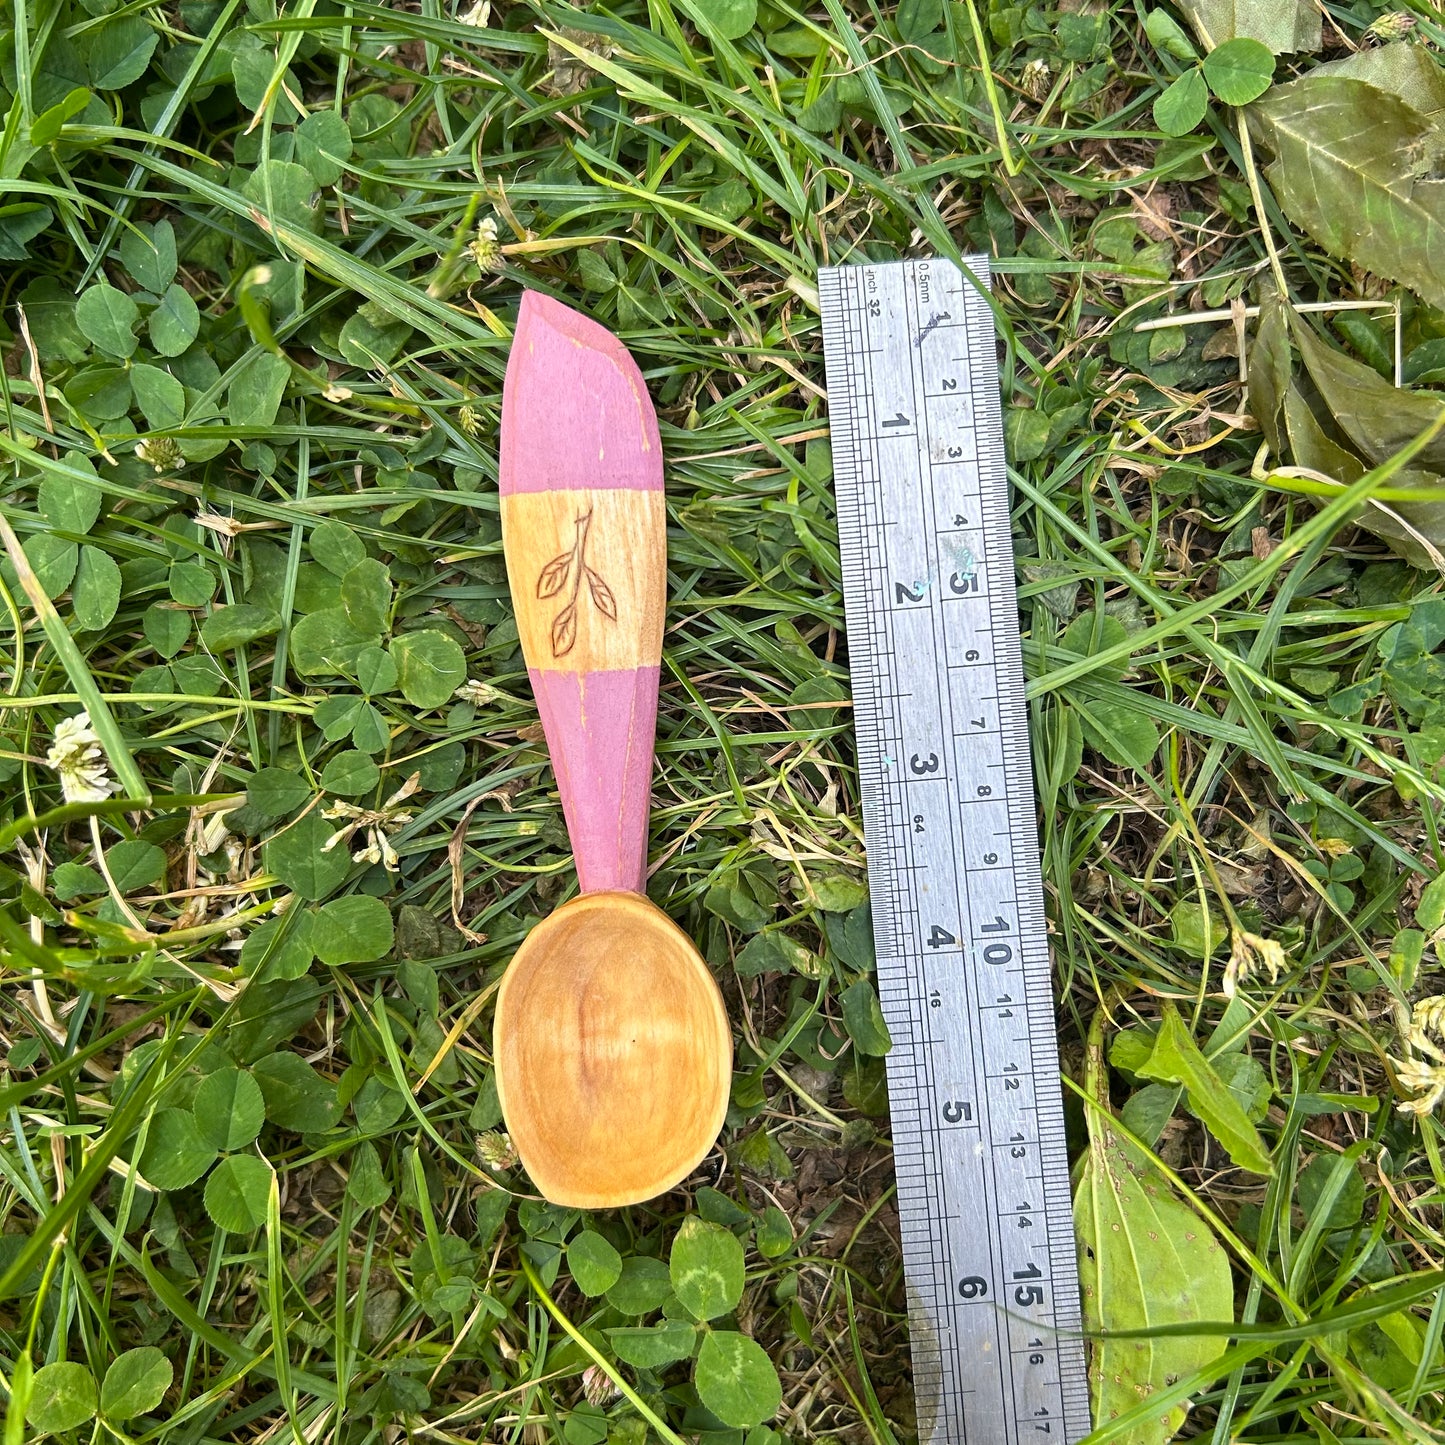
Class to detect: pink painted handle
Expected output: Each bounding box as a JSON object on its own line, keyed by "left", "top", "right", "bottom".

{"left": 499, "top": 291, "right": 666, "bottom": 894}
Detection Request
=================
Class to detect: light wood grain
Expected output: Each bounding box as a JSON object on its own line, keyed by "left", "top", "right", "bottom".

{"left": 501, "top": 487, "right": 665, "bottom": 674}
{"left": 493, "top": 891, "right": 732, "bottom": 1208}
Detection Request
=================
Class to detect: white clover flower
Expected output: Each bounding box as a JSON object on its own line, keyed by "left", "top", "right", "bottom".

{"left": 1223, "top": 929, "right": 1287, "bottom": 998}
{"left": 135, "top": 437, "right": 183, "bottom": 473}
{"left": 46, "top": 711, "right": 117, "bottom": 804}
{"left": 475, "top": 1130, "right": 516, "bottom": 1171}
{"left": 320, "top": 773, "right": 418, "bottom": 872}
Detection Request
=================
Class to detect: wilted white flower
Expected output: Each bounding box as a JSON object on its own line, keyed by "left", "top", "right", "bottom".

{"left": 1415, "top": 995, "right": 1445, "bottom": 1039}
{"left": 135, "top": 436, "right": 183, "bottom": 473}
{"left": 1021, "top": 58, "right": 1052, "bottom": 101}
{"left": 46, "top": 711, "right": 116, "bottom": 804}
{"left": 475, "top": 1130, "right": 516, "bottom": 1171}
{"left": 467, "top": 215, "right": 503, "bottom": 273}
{"left": 1393, "top": 1023, "right": 1445, "bottom": 1114}
{"left": 455, "top": 679, "right": 499, "bottom": 706}
{"left": 323, "top": 382, "right": 353, "bottom": 403}
{"left": 457, "top": 0, "right": 490, "bottom": 24}
{"left": 321, "top": 773, "right": 419, "bottom": 871}
{"left": 1223, "top": 929, "right": 1287, "bottom": 998}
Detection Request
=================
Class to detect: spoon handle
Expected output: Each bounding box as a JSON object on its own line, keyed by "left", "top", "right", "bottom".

{"left": 499, "top": 291, "right": 666, "bottom": 895}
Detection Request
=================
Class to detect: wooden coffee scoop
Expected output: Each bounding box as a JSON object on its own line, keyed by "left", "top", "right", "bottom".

{"left": 493, "top": 290, "right": 731, "bottom": 1208}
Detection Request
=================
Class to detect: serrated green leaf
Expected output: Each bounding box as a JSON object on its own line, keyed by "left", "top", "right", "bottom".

{"left": 1077, "top": 697, "right": 1160, "bottom": 775}
{"left": 120, "top": 220, "right": 177, "bottom": 292}
{"left": 262, "top": 810, "right": 351, "bottom": 901}
{"left": 200, "top": 604, "right": 280, "bottom": 652}
{"left": 1178, "top": 0, "right": 1318, "bottom": 52}
{"left": 143, "top": 604, "right": 190, "bottom": 657}
{"left": 840, "top": 979, "right": 892, "bottom": 1056}
{"left": 608, "top": 1319, "right": 697, "bottom": 1368}
{"left": 105, "top": 839, "right": 166, "bottom": 892}
{"left": 253, "top": 1051, "right": 341, "bottom": 1131}
{"left": 320, "top": 748, "right": 380, "bottom": 797}
{"left": 148, "top": 283, "right": 201, "bottom": 356}
{"left": 341, "top": 557, "right": 392, "bottom": 635}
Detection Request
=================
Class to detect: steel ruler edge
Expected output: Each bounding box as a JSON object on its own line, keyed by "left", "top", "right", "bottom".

{"left": 818, "top": 256, "right": 1090, "bottom": 1445}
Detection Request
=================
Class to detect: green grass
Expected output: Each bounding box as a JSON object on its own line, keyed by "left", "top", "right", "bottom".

{"left": 3, "top": 0, "right": 1445, "bottom": 1442}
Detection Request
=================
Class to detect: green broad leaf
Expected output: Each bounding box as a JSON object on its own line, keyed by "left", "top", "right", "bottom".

{"left": 694, "top": 1331, "right": 782, "bottom": 1428}
{"left": 309, "top": 520, "right": 367, "bottom": 576}
{"left": 1202, "top": 37, "right": 1274, "bottom": 103}
{"left": 191, "top": 1065, "right": 266, "bottom": 1151}
{"left": 203, "top": 1154, "right": 274, "bottom": 1232}
{"left": 295, "top": 109, "right": 352, "bottom": 185}
{"left": 734, "top": 931, "right": 810, "bottom": 977}
{"left": 120, "top": 219, "right": 178, "bottom": 293}
{"left": 143, "top": 604, "right": 190, "bottom": 657}
{"left": 608, "top": 1319, "right": 698, "bottom": 1369}
{"left": 73, "top": 546, "right": 121, "bottom": 631}
{"left": 100, "top": 1348, "right": 172, "bottom": 1421}
{"left": 338, "top": 309, "right": 413, "bottom": 368}
{"left": 1418, "top": 873, "right": 1445, "bottom": 933}
{"left": 148, "top": 283, "right": 201, "bottom": 356}
{"left": 895, "top": 0, "right": 942, "bottom": 43}
{"left": 840, "top": 979, "right": 892, "bottom": 1057}
{"left": 85, "top": 14, "right": 158, "bottom": 89}
{"left": 316, "top": 696, "right": 365, "bottom": 741}
{"left": 670, "top": 1217, "right": 745, "bottom": 1322}
{"left": 105, "top": 839, "right": 166, "bottom": 892}
{"left": 568, "top": 1230, "right": 624, "bottom": 1296}
{"left": 340, "top": 557, "right": 392, "bottom": 635}
{"left": 1058, "top": 612, "right": 1131, "bottom": 684}
{"left": 808, "top": 871, "right": 867, "bottom": 913}
{"left": 701, "top": 179, "right": 752, "bottom": 224}
{"left": 695, "top": 0, "right": 756, "bottom": 42}
{"left": 290, "top": 607, "right": 376, "bottom": 675}
{"left": 312, "top": 895, "right": 393, "bottom": 965}
{"left": 53, "top": 861, "right": 104, "bottom": 902}
{"left": 1178, "top": 0, "right": 1318, "bottom": 53}
{"left": 755, "top": 1205, "right": 793, "bottom": 1258}
{"left": 247, "top": 767, "right": 311, "bottom": 816}
{"left": 242, "top": 160, "right": 323, "bottom": 235}
{"left": 39, "top": 457, "right": 102, "bottom": 534}
{"left": 1137, "top": 1003, "right": 1274, "bottom": 1175}
{"left": 253, "top": 1051, "right": 341, "bottom": 1131}
{"left": 1152, "top": 68, "right": 1208, "bottom": 136}
{"left": 169, "top": 561, "right": 215, "bottom": 607}
{"left": 1144, "top": 9, "right": 1197, "bottom": 60}
{"left": 1078, "top": 697, "right": 1160, "bottom": 775}
{"left": 200, "top": 604, "right": 280, "bottom": 652}
{"left": 228, "top": 350, "right": 290, "bottom": 431}
{"left": 1297, "top": 1151, "right": 1365, "bottom": 1228}
{"left": 137, "top": 1107, "right": 217, "bottom": 1189}
{"left": 26, "top": 1362, "right": 98, "bottom": 1436}
{"left": 262, "top": 810, "right": 351, "bottom": 901}
{"left": 240, "top": 911, "right": 316, "bottom": 981}
{"left": 1004, "top": 405, "right": 1051, "bottom": 462}
{"left": 20, "top": 534, "right": 76, "bottom": 602}
{"left": 391, "top": 630, "right": 466, "bottom": 709}
{"left": 1076, "top": 1016, "right": 1234, "bottom": 1443}
{"left": 355, "top": 645, "right": 398, "bottom": 697}
{"left": 605, "top": 1256, "right": 674, "bottom": 1315}
{"left": 64, "top": 364, "right": 132, "bottom": 422}
{"left": 1249, "top": 71, "right": 1445, "bottom": 313}
{"left": 75, "top": 282, "right": 140, "bottom": 358}
{"left": 320, "top": 748, "right": 380, "bottom": 797}
{"left": 347, "top": 1139, "right": 391, "bottom": 1208}
{"left": 30, "top": 87, "right": 92, "bottom": 146}
{"left": 130, "top": 363, "right": 187, "bottom": 429}
{"left": 20, "top": 277, "right": 89, "bottom": 364}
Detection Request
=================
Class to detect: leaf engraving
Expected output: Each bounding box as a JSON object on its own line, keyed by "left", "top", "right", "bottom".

{"left": 536, "top": 550, "right": 573, "bottom": 599}
{"left": 586, "top": 567, "right": 617, "bottom": 620}
{"left": 551, "top": 603, "right": 577, "bottom": 657}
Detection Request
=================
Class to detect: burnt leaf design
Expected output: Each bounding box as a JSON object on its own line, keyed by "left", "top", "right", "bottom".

{"left": 586, "top": 567, "right": 617, "bottom": 620}
{"left": 551, "top": 603, "right": 577, "bottom": 657}
{"left": 536, "top": 550, "right": 573, "bottom": 599}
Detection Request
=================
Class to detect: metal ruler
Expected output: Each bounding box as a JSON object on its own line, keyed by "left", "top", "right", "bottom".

{"left": 819, "top": 257, "right": 1090, "bottom": 1445}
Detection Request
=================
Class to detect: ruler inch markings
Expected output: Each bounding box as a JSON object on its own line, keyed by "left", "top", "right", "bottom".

{"left": 820, "top": 256, "right": 1089, "bottom": 1445}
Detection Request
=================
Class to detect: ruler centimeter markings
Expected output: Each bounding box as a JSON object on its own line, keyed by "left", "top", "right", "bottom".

{"left": 819, "top": 256, "right": 1090, "bottom": 1445}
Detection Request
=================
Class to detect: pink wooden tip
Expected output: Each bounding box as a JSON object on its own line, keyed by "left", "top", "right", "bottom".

{"left": 529, "top": 667, "right": 659, "bottom": 894}
{"left": 500, "top": 291, "right": 664, "bottom": 496}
